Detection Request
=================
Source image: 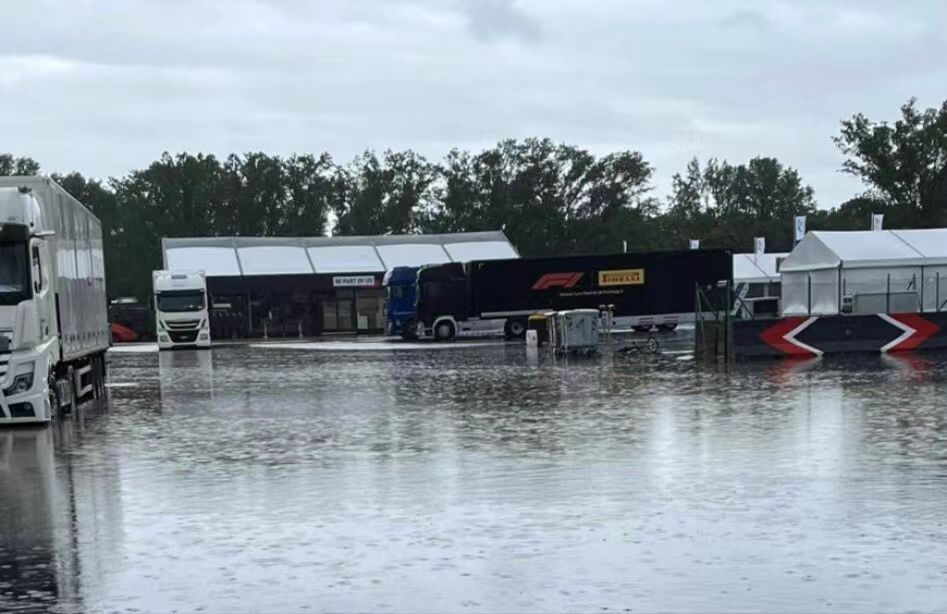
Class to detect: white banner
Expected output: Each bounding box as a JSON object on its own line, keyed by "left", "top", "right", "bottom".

{"left": 333, "top": 275, "right": 377, "bottom": 288}
{"left": 794, "top": 215, "right": 806, "bottom": 242}
{"left": 754, "top": 236, "right": 765, "bottom": 258}
{"left": 872, "top": 213, "right": 884, "bottom": 231}
{"left": 689, "top": 239, "right": 700, "bottom": 250}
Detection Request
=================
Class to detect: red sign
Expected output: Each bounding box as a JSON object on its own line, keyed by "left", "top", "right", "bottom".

{"left": 531, "top": 272, "right": 584, "bottom": 290}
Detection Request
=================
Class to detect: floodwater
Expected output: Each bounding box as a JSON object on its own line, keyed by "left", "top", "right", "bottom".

{"left": 2, "top": 338, "right": 947, "bottom": 613}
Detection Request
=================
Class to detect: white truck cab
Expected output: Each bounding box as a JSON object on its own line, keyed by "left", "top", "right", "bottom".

{"left": 153, "top": 270, "right": 210, "bottom": 350}
{"left": 0, "top": 178, "right": 110, "bottom": 425}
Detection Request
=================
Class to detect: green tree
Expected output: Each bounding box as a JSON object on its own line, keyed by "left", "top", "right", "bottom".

{"left": 0, "top": 154, "right": 40, "bottom": 176}
{"left": 666, "top": 156, "right": 817, "bottom": 251}
{"left": 835, "top": 97, "right": 947, "bottom": 227}
{"left": 333, "top": 150, "right": 438, "bottom": 235}
{"left": 111, "top": 153, "right": 224, "bottom": 297}
{"left": 424, "top": 139, "right": 656, "bottom": 256}
{"left": 279, "top": 153, "right": 335, "bottom": 236}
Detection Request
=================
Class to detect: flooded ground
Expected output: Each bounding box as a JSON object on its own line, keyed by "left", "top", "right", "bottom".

{"left": 2, "top": 338, "right": 947, "bottom": 613}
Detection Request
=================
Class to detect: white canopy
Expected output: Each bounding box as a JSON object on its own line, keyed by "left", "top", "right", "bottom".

{"left": 238, "top": 246, "right": 312, "bottom": 275}
{"left": 733, "top": 253, "right": 788, "bottom": 284}
{"left": 890, "top": 229, "right": 947, "bottom": 265}
{"left": 307, "top": 245, "right": 384, "bottom": 273}
{"left": 444, "top": 241, "right": 519, "bottom": 263}
{"left": 165, "top": 246, "right": 242, "bottom": 277}
{"left": 375, "top": 244, "right": 449, "bottom": 270}
{"left": 162, "top": 231, "right": 518, "bottom": 277}
{"left": 778, "top": 230, "right": 947, "bottom": 272}
{"left": 779, "top": 228, "right": 947, "bottom": 316}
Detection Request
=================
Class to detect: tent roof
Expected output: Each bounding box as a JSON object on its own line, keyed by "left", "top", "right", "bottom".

{"left": 890, "top": 229, "right": 947, "bottom": 263}
{"left": 779, "top": 229, "right": 947, "bottom": 272}
{"left": 162, "top": 231, "right": 518, "bottom": 277}
{"left": 733, "top": 253, "right": 788, "bottom": 283}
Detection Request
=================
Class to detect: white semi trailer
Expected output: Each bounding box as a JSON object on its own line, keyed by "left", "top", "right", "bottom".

{"left": 0, "top": 177, "right": 109, "bottom": 424}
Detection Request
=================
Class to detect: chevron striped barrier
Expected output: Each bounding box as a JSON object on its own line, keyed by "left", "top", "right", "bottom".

{"left": 733, "top": 312, "right": 947, "bottom": 358}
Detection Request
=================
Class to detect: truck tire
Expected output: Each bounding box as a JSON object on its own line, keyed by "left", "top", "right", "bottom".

{"left": 65, "top": 366, "right": 77, "bottom": 415}
{"left": 401, "top": 320, "right": 418, "bottom": 341}
{"left": 434, "top": 320, "right": 456, "bottom": 341}
{"left": 48, "top": 374, "right": 61, "bottom": 419}
{"left": 91, "top": 356, "right": 100, "bottom": 400}
{"left": 632, "top": 325, "right": 653, "bottom": 333}
{"left": 657, "top": 323, "right": 678, "bottom": 332}
{"left": 504, "top": 318, "right": 527, "bottom": 340}
{"left": 94, "top": 354, "right": 106, "bottom": 399}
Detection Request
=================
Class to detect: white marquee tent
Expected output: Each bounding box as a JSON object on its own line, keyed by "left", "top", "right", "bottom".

{"left": 733, "top": 253, "right": 788, "bottom": 285}
{"left": 780, "top": 229, "right": 947, "bottom": 315}
{"left": 162, "top": 231, "right": 519, "bottom": 277}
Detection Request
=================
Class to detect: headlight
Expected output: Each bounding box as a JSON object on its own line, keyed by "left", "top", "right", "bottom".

{"left": 5, "top": 361, "right": 35, "bottom": 395}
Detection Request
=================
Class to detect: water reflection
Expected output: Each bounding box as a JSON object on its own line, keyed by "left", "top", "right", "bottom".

{"left": 0, "top": 404, "right": 123, "bottom": 613}
{"left": 1, "top": 345, "right": 947, "bottom": 612}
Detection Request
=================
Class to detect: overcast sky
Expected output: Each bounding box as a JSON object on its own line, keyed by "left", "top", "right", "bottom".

{"left": 2, "top": 0, "right": 944, "bottom": 208}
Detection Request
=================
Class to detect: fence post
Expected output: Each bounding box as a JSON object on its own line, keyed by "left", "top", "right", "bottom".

{"left": 917, "top": 271, "right": 923, "bottom": 312}
{"left": 725, "top": 279, "right": 733, "bottom": 365}
{"left": 840, "top": 275, "right": 845, "bottom": 314}
{"left": 886, "top": 273, "right": 891, "bottom": 313}
{"left": 807, "top": 274, "right": 812, "bottom": 316}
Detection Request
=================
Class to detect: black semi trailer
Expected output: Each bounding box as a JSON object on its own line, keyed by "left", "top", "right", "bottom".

{"left": 414, "top": 249, "right": 733, "bottom": 340}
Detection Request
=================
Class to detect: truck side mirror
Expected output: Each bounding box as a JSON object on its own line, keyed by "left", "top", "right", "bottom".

{"left": 31, "top": 245, "right": 43, "bottom": 294}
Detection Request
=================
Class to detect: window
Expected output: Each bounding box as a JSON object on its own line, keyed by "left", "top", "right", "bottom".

{"left": 0, "top": 242, "right": 29, "bottom": 305}
{"left": 388, "top": 285, "right": 414, "bottom": 300}
{"left": 156, "top": 290, "right": 206, "bottom": 313}
{"left": 356, "top": 288, "right": 385, "bottom": 330}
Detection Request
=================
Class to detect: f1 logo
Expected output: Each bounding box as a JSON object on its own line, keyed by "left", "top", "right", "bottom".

{"left": 532, "top": 272, "right": 584, "bottom": 290}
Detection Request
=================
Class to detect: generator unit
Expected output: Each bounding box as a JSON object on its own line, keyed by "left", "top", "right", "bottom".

{"left": 551, "top": 309, "right": 600, "bottom": 356}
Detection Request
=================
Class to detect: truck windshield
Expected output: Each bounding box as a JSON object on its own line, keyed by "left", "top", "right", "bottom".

{"left": 0, "top": 242, "right": 29, "bottom": 305}
{"left": 156, "top": 290, "right": 205, "bottom": 313}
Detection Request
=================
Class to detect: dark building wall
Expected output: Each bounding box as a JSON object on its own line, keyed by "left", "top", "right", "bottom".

{"left": 206, "top": 273, "right": 385, "bottom": 339}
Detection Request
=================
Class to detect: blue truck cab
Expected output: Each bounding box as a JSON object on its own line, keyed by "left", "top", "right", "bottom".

{"left": 384, "top": 266, "right": 421, "bottom": 339}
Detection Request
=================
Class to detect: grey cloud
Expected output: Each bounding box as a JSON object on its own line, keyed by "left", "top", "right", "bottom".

{"left": 719, "top": 8, "right": 772, "bottom": 32}
{"left": 461, "top": 0, "right": 541, "bottom": 42}
{"left": 0, "top": 0, "right": 944, "bottom": 209}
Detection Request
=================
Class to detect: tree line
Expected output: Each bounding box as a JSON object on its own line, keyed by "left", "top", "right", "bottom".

{"left": 2, "top": 96, "right": 946, "bottom": 299}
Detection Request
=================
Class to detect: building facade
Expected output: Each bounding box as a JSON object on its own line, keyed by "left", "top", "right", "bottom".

{"left": 161, "top": 232, "right": 518, "bottom": 338}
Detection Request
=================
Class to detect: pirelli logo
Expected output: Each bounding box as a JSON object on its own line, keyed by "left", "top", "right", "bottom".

{"left": 598, "top": 268, "right": 645, "bottom": 286}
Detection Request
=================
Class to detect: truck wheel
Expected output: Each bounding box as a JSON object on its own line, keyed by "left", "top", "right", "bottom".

{"left": 401, "top": 320, "right": 418, "bottom": 341}
{"left": 505, "top": 318, "right": 527, "bottom": 339}
{"left": 48, "top": 375, "right": 61, "bottom": 419}
{"left": 64, "top": 366, "right": 77, "bottom": 415}
{"left": 91, "top": 356, "right": 100, "bottom": 399}
{"left": 657, "top": 323, "right": 678, "bottom": 332}
{"left": 434, "top": 320, "right": 456, "bottom": 341}
{"left": 94, "top": 354, "right": 106, "bottom": 399}
{"left": 632, "top": 325, "right": 652, "bottom": 333}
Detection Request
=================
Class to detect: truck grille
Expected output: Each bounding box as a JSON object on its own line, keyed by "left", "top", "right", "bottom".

{"left": 0, "top": 331, "right": 10, "bottom": 376}
{"left": 169, "top": 331, "right": 199, "bottom": 343}
{"left": 164, "top": 320, "right": 200, "bottom": 331}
